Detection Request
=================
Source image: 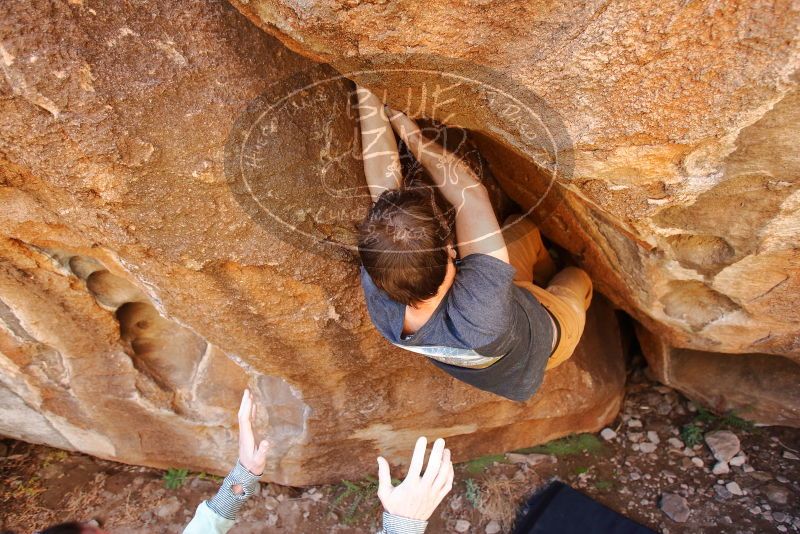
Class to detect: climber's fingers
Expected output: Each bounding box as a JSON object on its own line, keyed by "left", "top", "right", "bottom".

{"left": 407, "top": 436, "right": 428, "bottom": 479}
{"left": 376, "top": 456, "right": 393, "bottom": 502}
{"left": 421, "top": 438, "right": 445, "bottom": 483}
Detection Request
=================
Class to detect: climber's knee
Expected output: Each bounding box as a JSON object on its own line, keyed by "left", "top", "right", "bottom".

{"left": 548, "top": 267, "right": 592, "bottom": 311}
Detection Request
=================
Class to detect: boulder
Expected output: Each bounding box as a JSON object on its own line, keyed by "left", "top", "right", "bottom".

{"left": 0, "top": 0, "right": 625, "bottom": 484}
{"left": 638, "top": 325, "right": 800, "bottom": 427}
{"left": 229, "top": 0, "right": 800, "bottom": 422}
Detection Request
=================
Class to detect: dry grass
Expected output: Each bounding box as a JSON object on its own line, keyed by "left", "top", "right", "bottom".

{"left": 476, "top": 474, "right": 536, "bottom": 529}
{"left": 62, "top": 472, "right": 108, "bottom": 518}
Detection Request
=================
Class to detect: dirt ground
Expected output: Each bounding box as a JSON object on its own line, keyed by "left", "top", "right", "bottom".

{"left": 2, "top": 364, "right": 799, "bottom": 534}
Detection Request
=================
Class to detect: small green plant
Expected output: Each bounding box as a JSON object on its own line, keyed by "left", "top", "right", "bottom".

{"left": 195, "top": 472, "right": 223, "bottom": 483}
{"left": 681, "top": 407, "right": 756, "bottom": 447}
{"left": 693, "top": 406, "right": 717, "bottom": 424}
{"left": 330, "top": 476, "right": 389, "bottom": 525}
{"left": 10, "top": 476, "right": 45, "bottom": 499}
{"left": 163, "top": 468, "right": 189, "bottom": 489}
{"left": 718, "top": 411, "right": 755, "bottom": 431}
{"left": 463, "top": 454, "right": 508, "bottom": 474}
{"left": 42, "top": 450, "right": 69, "bottom": 467}
{"left": 465, "top": 478, "right": 481, "bottom": 509}
{"left": 594, "top": 480, "right": 613, "bottom": 491}
{"left": 515, "top": 434, "right": 604, "bottom": 457}
{"left": 681, "top": 423, "right": 704, "bottom": 447}
{"left": 574, "top": 466, "right": 589, "bottom": 475}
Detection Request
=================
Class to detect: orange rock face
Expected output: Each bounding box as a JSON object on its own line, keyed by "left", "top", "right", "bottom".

{"left": 228, "top": 0, "right": 800, "bottom": 423}
{"left": 0, "top": 0, "right": 626, "bottom": 484}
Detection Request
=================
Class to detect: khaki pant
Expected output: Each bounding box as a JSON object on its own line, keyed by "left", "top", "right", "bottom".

{"left": 502, "top": 215, "right": 593, "bottom": 370}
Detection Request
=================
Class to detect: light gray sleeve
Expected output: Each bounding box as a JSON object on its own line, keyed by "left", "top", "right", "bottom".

{"left": 381, "top": 511, "right": 428, "bottom": 534}
{"left": 205, "top": 460, "right": 261, "bottom": 521}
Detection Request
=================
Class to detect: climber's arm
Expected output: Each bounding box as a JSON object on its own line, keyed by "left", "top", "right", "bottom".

{"left": 183, "top": 390, "right": 268, "bottom": 534}
{"left": 387, "top": 109, "right": 508, "bottom": 263}
{"left": 357, "top": 86, "right": 403, "bottom": 203}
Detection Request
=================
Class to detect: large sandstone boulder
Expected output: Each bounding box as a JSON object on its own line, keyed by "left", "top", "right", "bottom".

{"left": 0, "top": 0, "right": 625, "bottom": 484}
{"left": 229, "top": 0, "right": 800, "bottom": 421}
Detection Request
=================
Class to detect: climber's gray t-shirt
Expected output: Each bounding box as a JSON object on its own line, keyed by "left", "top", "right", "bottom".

{"left": 360, "top": 253, "right": 555, "bottom": 401}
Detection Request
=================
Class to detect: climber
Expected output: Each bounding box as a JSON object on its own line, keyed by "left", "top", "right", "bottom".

{"left": 181, "top": 389, "right": 453, "bottom": 534}
{"left": 356, "top": 86, "right": 593, "bottom": 401}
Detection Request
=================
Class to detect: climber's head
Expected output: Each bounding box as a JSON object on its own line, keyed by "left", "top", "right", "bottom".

{"left": 358, "top": 186, "right": 455, "bottom": 307}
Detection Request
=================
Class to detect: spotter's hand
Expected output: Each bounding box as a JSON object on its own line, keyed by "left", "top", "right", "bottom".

{"left": 376, "top": 437, "right": 454, "bottom": 521}
{"left": 237, "top": 389, "right": 269, "bottom": 476}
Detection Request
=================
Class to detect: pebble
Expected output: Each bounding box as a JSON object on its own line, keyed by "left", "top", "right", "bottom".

{"left": 725, "top": 482, "right": 744, "bottom": 496}
{"left": 263, "top": 496, "right": 279, "bottom": 510}
{"left": 659, "top": 493, "right": 690, "bottom": 523}
{"left": 657, "top": 403, "right": 672, "bottom": 416}
{"left": 729, "top": 453, "right": 747, "bottom": 467}
{"left": 640, "top": 442, "right": 657, "bottom": 454}
{"left": 783, "top": 451, "right": 799, "bottom": 460}
{"left": 667, "top": 438, "right": 684, "bottom": 449}
{"left": 628, "top": 419, "right": 643, "bottom": 428}
{"left": 714, "top": 485, "right": 732, "bottom": 500}
{"left": 743, "top": 465, "right": 755, "bottom": 473}
{"left": 750, "top": 506, "right": 762, "bottom": 515}
{"left": 705, "top": 431, "right": 741, "bottom": 463}
{"left": 764, "top": 484, "right": 789, "bottom": 505}
{"left": 712, "top": 461, "right": 730, "bottom": 475}
{"left": 155, "top": 497, "right": 182, "bottom": 519}
{"left": 601, "top": 428, "right": 617, "bottom": 441}
{"left": 647, "top": 431, "right": 660, "bottom": 444}
{"left": 506, "top": 452, "right": 555, "bottom": 466}
{"left": 455, "top": 519, "right": 471, "bottom": 533}
{"left": 628, "top": 432, "right": 644, "bottom": 442}
{"left": 776, "top": 475, "right": 789, "bottom": 483}
{"left": 777, "top": 526, "right": 787, "bottom": 533}
{"left": 749, "top": 471, "right": 773, "bottom": 482}
{"left": 773, "top": 512, "right": 787, "bottom": 523}
{"left": 691, "top": 457, "right": 704, "bottom": 468}
{"left": 485, "top": 520, "right": 501, "bottom": 534}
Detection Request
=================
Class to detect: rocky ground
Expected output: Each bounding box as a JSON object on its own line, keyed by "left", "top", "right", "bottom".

{"left": 2, "top": 363, "right": 798, "bottom": 534}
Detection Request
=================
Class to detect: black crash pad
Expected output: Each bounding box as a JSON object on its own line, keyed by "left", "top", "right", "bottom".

{"left": 512, "top": 481, "right": 657, "bottom": 534}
